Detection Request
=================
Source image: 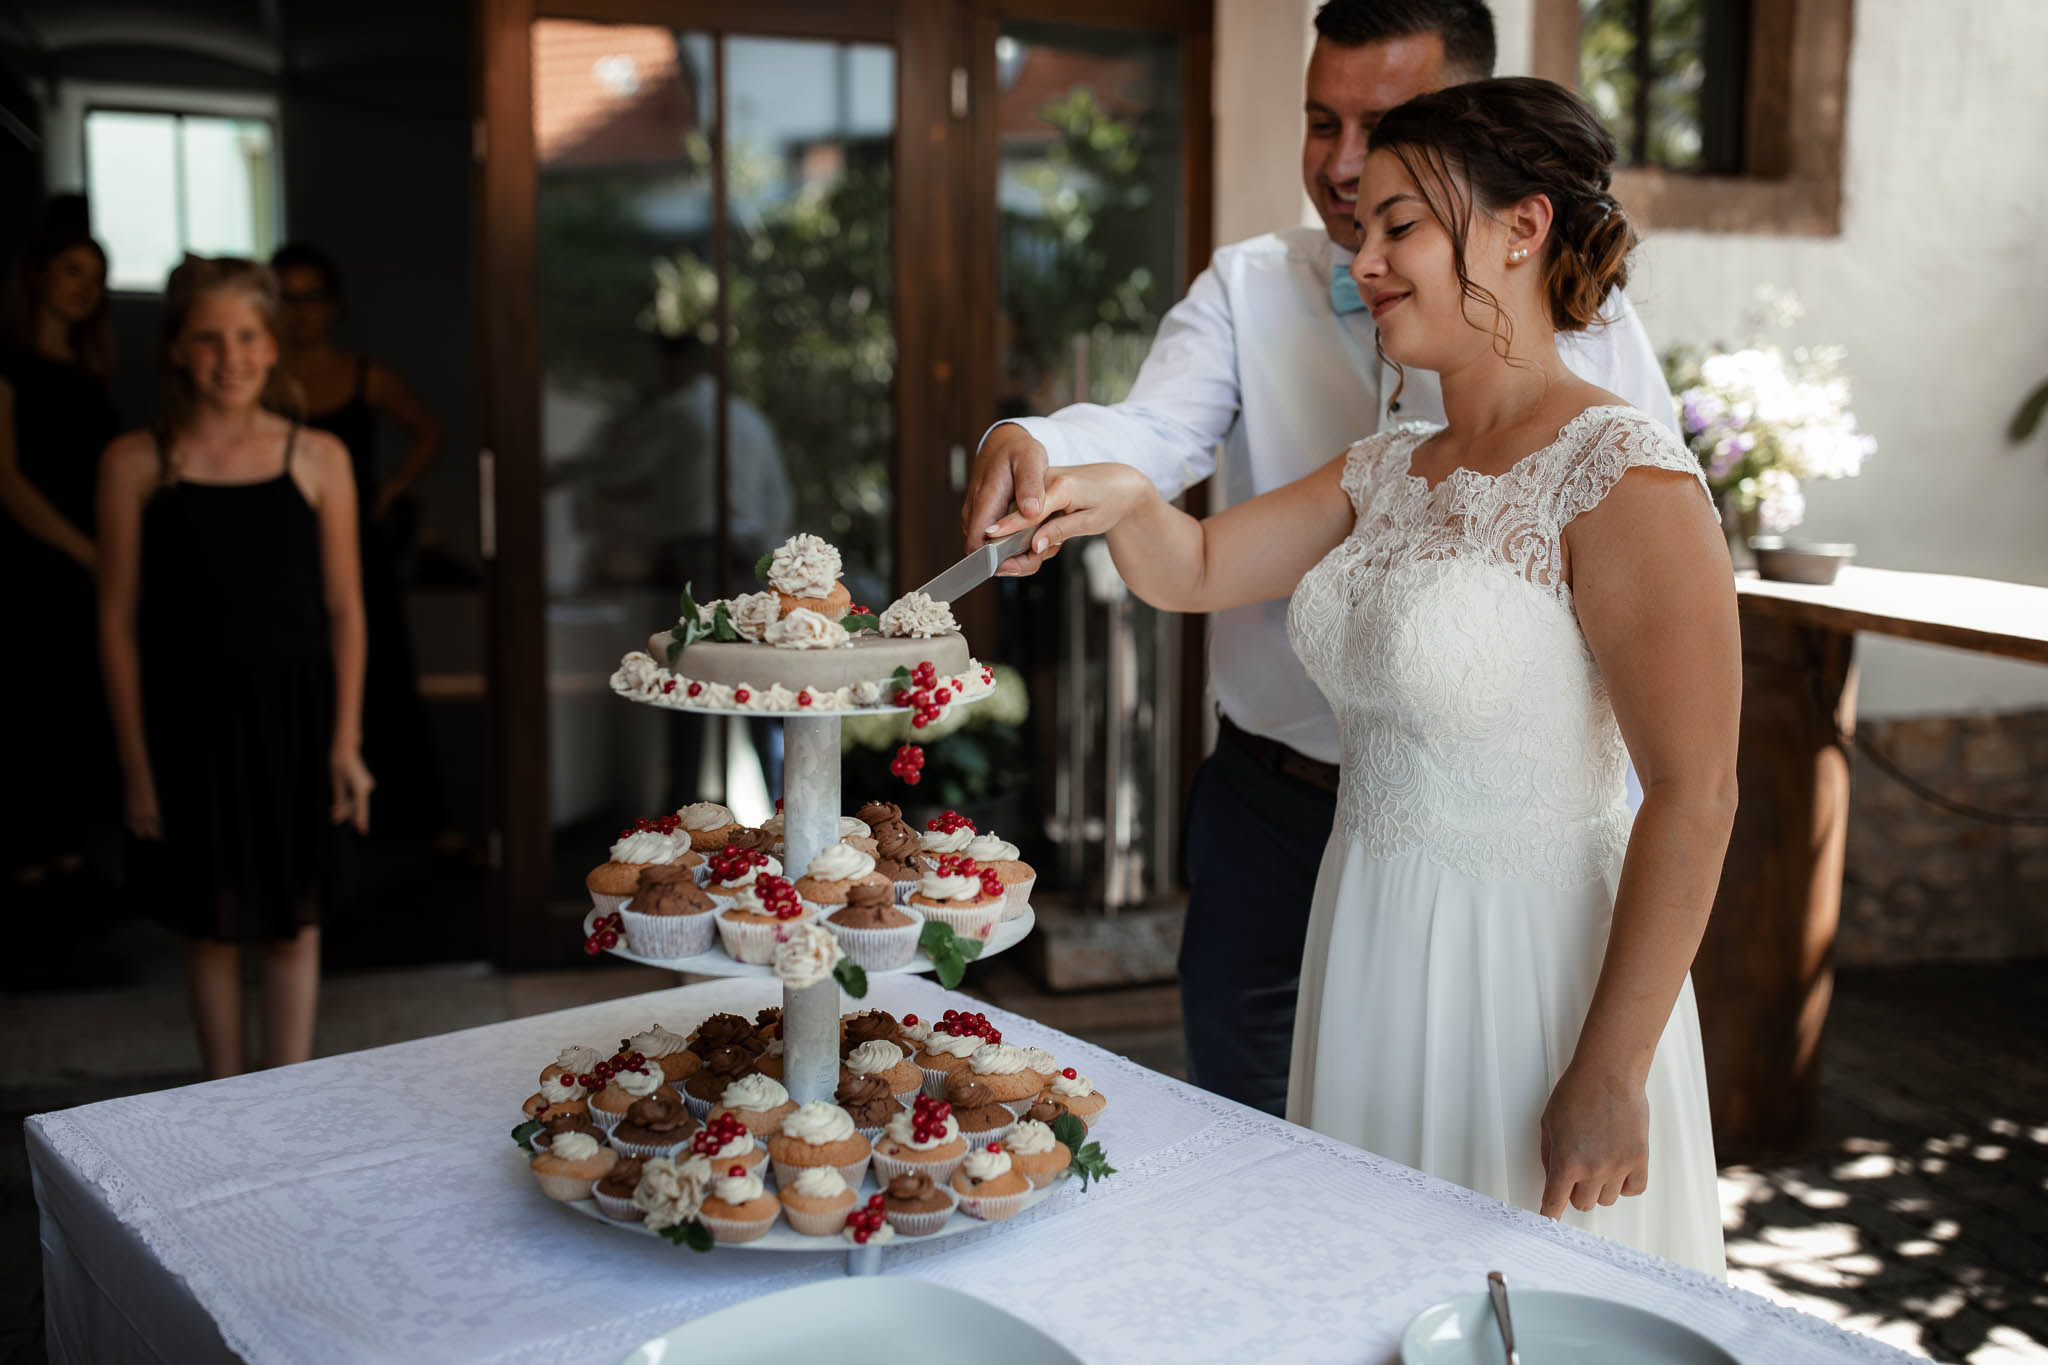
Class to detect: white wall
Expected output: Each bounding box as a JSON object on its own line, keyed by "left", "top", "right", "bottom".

{"left": 1218, "top": 0, "right": 2048, "bottom": 717}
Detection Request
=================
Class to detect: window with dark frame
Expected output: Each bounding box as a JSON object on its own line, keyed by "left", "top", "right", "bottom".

{"left": 82, "top": 106, "right": 280, "bottom": 293}
{"left": 1576, "top": 0, "right": 1750, "bottom": 175}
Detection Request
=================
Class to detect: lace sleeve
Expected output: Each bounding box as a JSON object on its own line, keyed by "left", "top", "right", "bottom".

{"left": 1338, "top": 423, "right": 1434, "bottom": 516}
{"left": 1551, "top": 407, "right": 1713, "bottom": 527}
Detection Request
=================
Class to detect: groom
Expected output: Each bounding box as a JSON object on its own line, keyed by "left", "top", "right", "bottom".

{"left": 961, "top": 0, "right": 1677, "bottom": 1118}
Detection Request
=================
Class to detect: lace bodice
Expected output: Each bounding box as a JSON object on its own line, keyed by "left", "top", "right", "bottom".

{"left": 1285, "top": 406, "right": 1711, "bottom": 885}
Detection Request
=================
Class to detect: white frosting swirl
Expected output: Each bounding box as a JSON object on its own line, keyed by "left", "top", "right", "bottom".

{"left": 917, "top": 870, "right": 982, "bottom": 903}
{"left": 613, "top": 1066, "right": 665, "bottom": 1099}
{"left": 969, "top": 1043, "right": 1028, "bottom": 1076}
{"left": 780, "top": 1100, "right": 857, "bottom": 1146}
{"left": 884, "top": 1110, "right": 960, "bottom": 1151}
{"left": 845, "top": 1040, "right": 905, "bottom": 1075}
{"left": 707, "top": 1130, "right": 755, "bottom": 1162}
{"left": 711, "top": 855, "right": 781, "bottom": 889}
{"left": 556, "top": 1045, "right": 604, "bottom": 1074}
{"left": 878, "top": 590, "right": 958, "bottom": 639}
{"left": 630, "top": 1024, "right": 689, "bottom": 1059}
{"left": 727, "top": 591, "right": 782, "bottom": 642}
{"left": 721, "top": 1074, "right": 790, "bottom": 1111}
{"left": 611, "top": 652, "right": 663, "bottom": 698}
{"left": 922, "top": 1032, "right": 981, "bottom": 1059}
{"left": 1003, "top": 1120, "right": 1057, "bottom": 1156}
{"left": 539, "top": 1073, "right": 587, "bottom": 1103}
{"left": 920, "top": 826, "right": 975, "bottom": 855}
{"left": 805, "top": 843, "right": 876, "bottom": 882}
{"left": 899, "top": 1018, "right": 934, "bottom": 1045}
{"left": 609, "top": 829, "right": 685, "bottom": 864}
{"left": 766, "top": 607, "right": 850, "bottom": 650}
{"left": 767, "top": 533, "right": 842, "bottom": 598}
{"left": 850, "top": 679, "right": 885, "bottom": 706}
{"left": 547, "top": 1132, "right": 600, "bottom": 1162}
{"left": 758, "top": 683, "right": 800, "bottom": 711}
{"left": 839, "top": 816, "right": 872, "bottom": 838}
{"left": 964, "top": 834, "right": 1020, "bottom": 863}
{"left": 843, "top": 1221, "right": 895, "bottom": 1246}
{"left": 960, "top": 1147, "right": 1013, "bottom": 1182}
{"left": 1050, "top": 1072, "right": 1096, "bottom": 1098}
{"left": 677, "top": 802, "right": 734, "bottom": 831}
{"left": 771, "top": 922, "right": 843, "bottom": 990}
{"left": 790, "top": 1165, "right": 850, "bottom": 1199}
{"left": 711, "top": 1171, "right": 766, "bottom": 1205}
{"left": 633, "top": 1154, "right": 711, "bottom": 1230}
{"left": 696, "top": 682, "right": 737, "bottom": 709}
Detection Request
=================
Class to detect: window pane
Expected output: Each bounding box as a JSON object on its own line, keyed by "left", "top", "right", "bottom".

{"left": 85, "top": 110, "right": 182, "bottom": 291}
{"left": 181, "top": 117, "right": 278, "bottom": 259}
{"left": 1649, "top": 0, "right": 1746, "bottom": 174}
{"left": 1578, "top": 0, "right": 1639, "bottom": 164}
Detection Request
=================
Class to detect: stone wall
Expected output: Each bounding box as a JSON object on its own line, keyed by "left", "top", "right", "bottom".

{"left": 1840, "top": 709, "right": 2048, "bottom": 967}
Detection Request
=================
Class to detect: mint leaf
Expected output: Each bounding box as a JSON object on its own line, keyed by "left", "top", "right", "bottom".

{"left": 954, "top": 937, "right": 984, "bottom": 963}
{"left": 933, "top": 950, "right": 967, "bottom": 990}
{"left": 919, "top": 920, "right": 958, "bottom": 956}
{"left": 833, "top": 959, "right": 869, "bottom": 998}
{"left": 665, "top": 631, "right": 685, "bottom": 666}
{"left": 1051, "top": 1112, "right": 1087, "bottom": 1152}
{"left": 891, "top": 664, "right": 912, "bottom": 689}
{"left": 841, "top": 613, "right": 880, "bottom": 634}
{"left": 1071, "top": 1140, "right": 1117, "bottom": 1192}
{"left": 511, "top": 1118, "right": 544, "bottom": 1153}
{"left": 710, "top": 602, "right": 739, "bottom": 642}
{"left": 754, "top": 551, "right": 775, "bottom": 585}
{"left": 679, "top": 581, "right": 703, "bottom": 627}
{"left": 659, "top": 1219, "right": 714, "bottom": 1252}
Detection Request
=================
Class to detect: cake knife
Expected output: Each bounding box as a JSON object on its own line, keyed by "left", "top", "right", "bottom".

{"left": 913, "top": 524, "right": 1040, "bottom": 604}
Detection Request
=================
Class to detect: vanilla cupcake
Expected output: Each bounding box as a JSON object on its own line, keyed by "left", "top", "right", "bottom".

{"left": 966, "top": 1042, "right": 1043, "bottom": 1105}
{"left": 779, "top": 1164, "right": 859, "bottom": 1237}
{"left": 1013, "top": 1047, "right": 1061, "bottom": 1108}
{"left": 529, "top": 1129, "right": 616, "bottom": 1201}
{"left": 841, "top": 1039, "right": 925, "bottom": 1102}
{"left": 688, "top": 1111, "right": 768, "bottom": 1175}
{"left": 702, "top": 846, "right": 784, "bottom": 908}
{"left": 905, "top": 861, "right": 1005, "bottom": 943}
{"left": 1044, "top": 1069, "right": 1107, "bottom": 1129}
{"left": 539, "top": 1043, "right": 605, "bottom": 1086}
{"left": 706, "top": 1073, "right": 797, "bottom": 1138}
{"left": 913, "top": 1027, "right": 987, "bottom": 1095}
{"left": 676, "top": 800, "right": 744, "bottom": 852}
{"left": 586, "top": 827, "right": 697, "bottom": 916}
{"left": 964, "top": 831, "right": 1035, "bottom": 918}
{"left": 767, "top": 1100, "right": 873, "bottom": 1189}
{"left": 837, "top": 815, "right": 878, "bottom": 858}
{"left": 715, "top": 880, "right": 811, "bottom": 965}
{"left": 766, "top": 533, "right": 852, "bottom": 619}
{"left": 522, "top": 1069, "right": 590, "bottom": 1122}
{"left": 628, "top": 1023, "right": 701, "bottom": 1085}
{"left": 1001, "top": 1119, "right": 1072, "bottom": 1188}
{"left": 869, "top": 1095, "right": 968, "bottom": 1185}
{"left": 950, "top": 1145, "right": 1033, "bottom": 1222}
{"left": 696, "top": 1168, "right": 781, "bottom": 1243}
{"left": 590, "top": 1061, "right": 681, "bottom": 1131}
{"left": 794, "top": 842, "right": 889, "bottom": 915}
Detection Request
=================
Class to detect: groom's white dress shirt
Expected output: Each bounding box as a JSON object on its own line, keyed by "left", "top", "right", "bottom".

{"left": 996, "top": 224, "right": 1678, "bottom": 766}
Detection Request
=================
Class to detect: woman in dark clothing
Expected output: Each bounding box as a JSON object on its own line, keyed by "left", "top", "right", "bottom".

{"left": 0, "top": 225, "right": 121, "bottom": 882}
{"left": 271, "top": 242, "right": 446, "bottom": 838}
{"left": 99, "top": 257, "right": 370, "bottom": 1078}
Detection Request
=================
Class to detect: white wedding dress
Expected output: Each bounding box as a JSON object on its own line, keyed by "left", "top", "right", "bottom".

{"left": 1284, "top": 405, "right": 1726, "bottom": 1275}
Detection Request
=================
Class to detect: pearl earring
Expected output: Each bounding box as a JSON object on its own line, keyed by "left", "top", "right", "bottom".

{"left": 1508, "top": 247, "right": 1529, "bottom": 264}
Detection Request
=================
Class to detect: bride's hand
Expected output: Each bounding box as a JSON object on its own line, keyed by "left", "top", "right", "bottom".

{"left": 981, "top": 463, "right": 1157, "bottom": 569}
{"left": 1538, "top": 1064, "right": 1650, "bottom": 1217}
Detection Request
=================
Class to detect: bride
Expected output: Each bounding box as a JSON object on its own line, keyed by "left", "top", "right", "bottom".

{"left": 988, "top": 77, "right": 1736, "bottom": 1273}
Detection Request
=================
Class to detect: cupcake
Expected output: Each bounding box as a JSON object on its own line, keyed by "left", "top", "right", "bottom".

{"left": 767, "top": 1100, "right": 873, "bottom": 1188}
{"left": 842, "top": 1039, "right": 926, "bottom": 1103}
{"left": 688, "top": 1111, "right": 768, "bottom": 1175}
{"left": 592, "top": 1153, "right": 647, "bottom": 1222}
{"left": 627, "top": 1023, "right": 700, "bottom": 1085}
{"left": 676, "top": 800, "right": 745, "bottom": 852}
{"left": 682, "top": 1043, "right": 760, "bottom": 1117}
{"left": 758, "top": 812, "right": 787, "bottom": 859}
{"left": 752, "top": 1007, "right": 784, "bottom": 1051}
{"left": 914, "top": 1014, "right": 999, "bottom": 1094}
{"left": 687, "top": 1012, "right": 765, "bottom": 1060}
{"left": 610, "top": 1094, "right": 699, "bottom": 1159}
{"left": 853, "top": 799, "right": 904, "bottom": 831}
{"left": 870, "top": 820, "right": 932, "bottom": 899}
{"left": 950, "top": 1145, "right": 1033, "bottom": 1222}
{"left": 590, "top": 1061, "right": 681, "bottom": 1131}
{"left": 870, "top": 1095, "right": 968, "bottom": 1185}
{"left": 723, "top": 826, "right": 778, "bottom": 859}
{"left": 706, "top": 1073, "right": 797, "bottom": 1138}
{"left": 586, "top": 826, "right": 697, "bottom": 916}
{"left": 1015, "top": 1047, "right": 1061, "bottom": 1095}
{"left": 835, "top": 1073, "right": 903, "bottom": 1144}
{"left": 522, "top": 1070, "right": 590, "bottom": 1121}
{"left": 702, "top": 845, "right": 783, "bottom": 909}
{"left": 619, "top": 865, "right": 719, "bottom": 959}
{"left": 779, "top": 1163, "right": 859, "bottom": 1237}
{"left": 765, "top": 533, "right": 853, "bottom": 618}
{"left": 1043, "top": 1068, "right": 1107, "bottom": 1129}
{"left": 905, "top": 857, "right": 1006, "bottom": 943}
{"left": 839, "top": 1009, "right": 914, "bottom": 1057}
{"left": 714, "top": 877, "right": 810, "bottom": 964}
{"left": 964, "top": 831, "right": 1035, "bottom": 918}
{"left": 529, "top": 1129, "right": 616, "bottom": 1201}
{"left": 879, "top": 1169, "right": 957, "bottom": 1238}
{"left": 826, "top": 887, "right": 924, "bottom": 970}
{"left": 794, "top": 842, "right": 889, "bottom": 916}
{"left": 1001, "top": 1119, "right": 1072, "bottom": 1188}
{"left": 539, "top": 1043, "right": 606, "bottom": 1086}
{"left": 529, "top": 1110, "right": 606, "bottom": 1157}
{"left": 966, "top": 1042, "right": 1043, "bottom": 1105}
{"left": 1022, "top": 1096, "right": 1072, "bottom": 1129}
{"left": 696, "top": 1168, "right": 781, "bottom": 1243}
{"left": 944, "top": 1075, "right": 1016, "bottom": 1147}
{"left": 918, "top": 809, "right": 978, "bottom": 858}
{"left": 836, "top": 816, "right": 878, "bottom": 858}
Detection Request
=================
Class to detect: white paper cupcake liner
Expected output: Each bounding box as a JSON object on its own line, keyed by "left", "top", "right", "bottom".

{"left": 957, "top": 1117, "right": 1016, "bottom": 1147}
{"left": 853, "top": 1122, "right": 892, "bottom": 1147}
{"left": 918, "top": 1065, "right": 960, "bottom": 1097}
{"left": 782, "top": 1196, "right": 858, "bottom": 1238}
{"left": 591, "top": 1184, "right": 645, "bottom": 1221}
{"left": 881, "top": 1190, "right": 958, "bottom": 1238}
{"left": 770, "top": 1154, "right": 871, "bottom": 1191}
{"left": 588, "top": 1103, "right": 628, "bottom": 1133}
{"left": 715, "top": 913, "right": 807, "bottom": 965}
{"left": 869, "top": 1147, "right": 965, "bottom": 1188}
{"left": 681, "top": 1090, "right": 715, "bottom": 1120}
{"left": 534, "top": 1168, "right": 602, "bottom": 1201}
{"left": 608, "top": 1134, "right": 695, "bottom": 1161}
{"left": 698, "top": 1207, "right": 780, "bottom": 1243}
{"left": 824, "top": 907, "right": 925, "bottom": 971}
{"left": 1000, "top": 875, "right": 1035, "bottom": 919}
{"left": 588, "top": 890, "right": 631, "bottom": 920}
{"left": 891, "top": 878, "right": 922, "bottom": 904}
{"left": 619, "top": 908, "right": 718, "bottom": 960}
{"left": 913, "top": 899, "right": 1003, "bottom": 943}
{"left": 953, "top": 1184, "right": 1033, "bottom": 1222}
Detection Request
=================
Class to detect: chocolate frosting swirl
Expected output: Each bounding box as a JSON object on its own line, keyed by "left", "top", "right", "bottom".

{"left": 835, "top": 1074, "right": 899, "bottom": 1125}
{"left": 596, "top": 1155, "right": 644, "bottom": 1197}
{"left": 886, "top": 1171, "right": 936, "bottom": 1202}
{"left": 855, "top": 800, "right": 904, "bottom": 828}
{"left": 699, "top": 1043, "right": 759, "bottom": 1081}
{"left": 873, "top": 822, "right": 926, "bottom": 865}
{"left": 624, "top": 1096, "right": 691, "bottom": 1134}
{"left": 541, "top": 1113, "right": 605, "bottom": 1141}
{"left": 831, "top": 891, "right": 906, "bottom": 930}
{"left": 945, "top": 1077, "right": 998, "bottom": 1109}
{"left": 628, "top": 869, "right": 714, "bottom": 916}
{"left": 691, "top": 1013, "right": 763, "bottom": 1055}
{"left": 1026, "top": 1098, "right": 1068, "bottom": 1126}
{"left": 722, "top": 828, "right": 774, "bottom": 855}
{"left": 839, "top": 1010, "right": 907, "bottom": 1058}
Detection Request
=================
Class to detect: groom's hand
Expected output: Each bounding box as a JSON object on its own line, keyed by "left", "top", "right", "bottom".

{"left": 963, "top": 424, "right": 1051, "bottom": 576}
{"left": 1538, "top": 1063, "right": 1651, "bottom": 1218}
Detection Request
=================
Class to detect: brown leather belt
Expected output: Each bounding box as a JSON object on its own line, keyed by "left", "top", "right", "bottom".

{"left": 1219, "top": 715, "right": 1341, "bottom": 795}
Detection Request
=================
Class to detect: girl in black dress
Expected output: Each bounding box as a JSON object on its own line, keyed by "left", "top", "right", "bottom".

{"left": 0, "top": 224, "right": 121, "bottom": 883}
{"left": 98, "top": 257, "right": 372, "bottom": 1078}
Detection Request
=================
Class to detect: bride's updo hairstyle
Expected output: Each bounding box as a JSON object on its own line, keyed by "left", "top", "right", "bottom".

{"left": 1368, "top": 76, "right": 1633, "bottom": 353}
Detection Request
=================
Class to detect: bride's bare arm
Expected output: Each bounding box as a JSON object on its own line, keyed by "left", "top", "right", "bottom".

{"left": 1537, "top": 465, "right": 1739, "bottom": 1218}
{"left": 982, "top": 455, "right": 1353, "bottom": 613}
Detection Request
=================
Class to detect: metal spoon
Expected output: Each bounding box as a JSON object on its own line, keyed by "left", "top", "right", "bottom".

{"left": 1487, "top": 1271, "right": 1522, "bottom": 1365}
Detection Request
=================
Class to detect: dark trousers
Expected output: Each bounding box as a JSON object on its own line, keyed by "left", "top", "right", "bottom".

{"left": 1177, "top": 730, "right": 1339, "bottom": 1117}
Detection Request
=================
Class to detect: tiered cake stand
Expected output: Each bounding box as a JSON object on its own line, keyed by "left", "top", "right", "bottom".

{"left": 588, "top": 687, "right": 1042, "bottom": 1272}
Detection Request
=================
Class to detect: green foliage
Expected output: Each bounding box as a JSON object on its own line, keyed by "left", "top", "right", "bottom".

{"left": 833, "top": 959, "right": 869, "bottom": 998}
{"left": 918, "top": 919, "right": 983, "bottom": 989}
{"left": 659, "top": 1219, "right": 715, "bottom": 1252}
{"left": 1052, "top": 1112, "right": 1116, "bottom": 1191}
{"left": 841, "top": 663, "right": 1031, "bottom": 806}
{"left": 2011, "top": 379, "right": 2048, "bottom": 444}
{"left": 511, "top": 1119, "right": 543, "bottom": 1154}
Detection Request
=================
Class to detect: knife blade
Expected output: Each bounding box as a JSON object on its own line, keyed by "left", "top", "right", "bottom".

{"left": 913, "top": 525, "right": 1040, "bottom": 603}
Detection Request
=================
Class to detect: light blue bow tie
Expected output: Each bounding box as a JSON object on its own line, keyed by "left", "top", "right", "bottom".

{"left": 1329, "top": 261, "right": 1367, "bottom": 315}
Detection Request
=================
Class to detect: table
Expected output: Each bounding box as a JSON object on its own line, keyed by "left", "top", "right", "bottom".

{"left": 1698, "top": 568, "right": 2048, "bottom": 1160}
{"left": 29, "top": 975, "right": 1917, "bottom": 1365}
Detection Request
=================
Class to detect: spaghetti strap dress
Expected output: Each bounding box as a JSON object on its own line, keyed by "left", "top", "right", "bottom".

{"left": 137, "top": 424, "right": 351, "bottom": 941}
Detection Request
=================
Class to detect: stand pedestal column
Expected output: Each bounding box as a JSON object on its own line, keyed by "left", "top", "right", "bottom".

{"left": 780, "top": 716, "right": 843, "bottom": 1106}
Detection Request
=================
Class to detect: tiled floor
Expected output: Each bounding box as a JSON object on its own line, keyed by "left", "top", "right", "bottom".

{"left": 3, "top": 925, "right": 2042, "bottom": 1364}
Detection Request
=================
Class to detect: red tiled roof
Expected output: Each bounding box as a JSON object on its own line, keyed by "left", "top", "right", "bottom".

{"left": 533, "top": 19, "right": 699, "bottom": 169}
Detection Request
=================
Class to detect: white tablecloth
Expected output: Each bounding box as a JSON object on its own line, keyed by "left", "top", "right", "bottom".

{"left": 29, "top": 974, "right": 1917, "bottom": 1365}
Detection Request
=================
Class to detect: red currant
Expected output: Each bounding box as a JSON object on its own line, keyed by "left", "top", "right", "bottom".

{"left": 797, "top": 691, "right": 812, "bottom": 707}
{"left": 903, "top": 1014, "right": 918, "bottom": 1026}
{"left": 935, "top": 688, "right": 952, "bottom": 704}
{"left": 687, "top": 681, "right": 703, "bottom": 697}
{"left": 734, "top": 688, "right": 751, "bottom": 703}
{"left": 729, "top": 1164, "right": 746, "bottom": 1177}
{"left": 661, "top": 679, "right": 676, "bottom": 694}
{"left": 1063, "top": 1067, "right": 1077, "bottom": 1079}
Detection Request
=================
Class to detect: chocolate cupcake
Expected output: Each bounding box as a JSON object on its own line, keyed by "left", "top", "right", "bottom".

{"left": 682, "top": 1042, "right": 760, "bottom": 1116}
{"left": 945, "top": 1075, "right": 1017, "bottom": 1145}
{"left": 689, "top": 1013, "right": 765, "bottom": 1058}
{"left": 835, "top": 1073, "right": 902, "bottom": 1142}
{"left": 880, "top": 1169, "right": 956, "bottom": 1237}
{"left": 871, "top": 821, "right": 931, "bottom": 896}
{"left": 854, "top": 800, "right": 903, "bottom": 829}
{"left": 593, "top": 1154, "right": 646, "bottom": 1221}
{"left": 620, "top": 865, "right": 718, "bottom": 959}
{"left": 611, "top": 1095, "right": 699, "bottom": 1159}
{"left": 839, "top": 1009, "right": 913, "bottom": 1058}
{"left": 827, "top": 886, "right": 923, "bottom": 970}
{"left": 530, "top": 1110, "right": 605, "bottom": 1155}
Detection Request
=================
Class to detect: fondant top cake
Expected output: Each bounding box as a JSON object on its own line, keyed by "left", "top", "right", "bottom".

{"left": 610, "top": 534, "right": 993, "bottom": 714}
